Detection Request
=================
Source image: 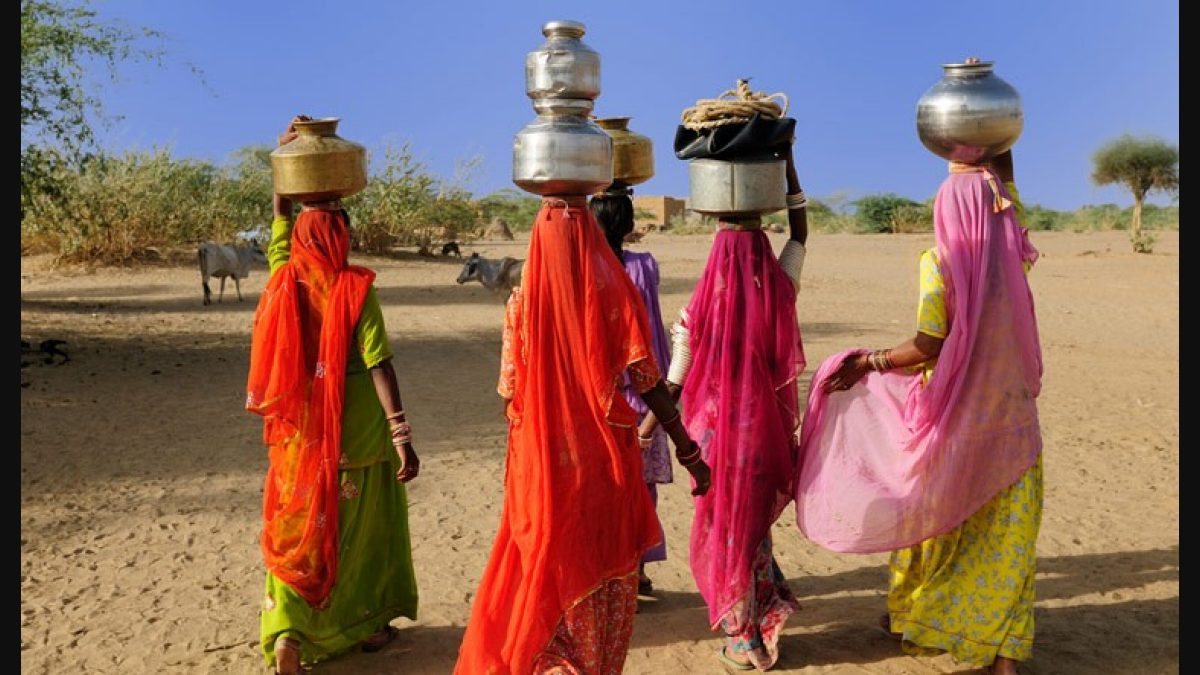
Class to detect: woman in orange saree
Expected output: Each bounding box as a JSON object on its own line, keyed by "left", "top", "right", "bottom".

{"left": 247, "top": 118, "right": 421, "bottom": 674}
{"left": 454, "top": 197, "right": 712, "bottom": 675}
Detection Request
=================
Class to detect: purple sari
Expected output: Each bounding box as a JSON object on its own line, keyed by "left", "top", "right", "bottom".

{"left": 619, "top": 250, "right": 673, "bottom": 563}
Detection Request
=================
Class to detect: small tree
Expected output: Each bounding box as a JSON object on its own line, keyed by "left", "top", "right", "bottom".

{"left": 21, "top": 0, "right": 171, "bottom": 173}
{"left": 1091, "top": 135, "right": 1179, "bottom": 253}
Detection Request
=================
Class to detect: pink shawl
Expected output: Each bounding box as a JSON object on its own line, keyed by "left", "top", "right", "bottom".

{"left": 683, "top": 228, "right": 805, "bottom": 628}
{"left": 794, "top": 170, "right": 1042, "bottom": 553}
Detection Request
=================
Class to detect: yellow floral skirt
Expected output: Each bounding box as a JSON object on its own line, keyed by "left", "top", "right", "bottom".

{"left": 888, "top": 454, "right": 1043, "bottom": 666}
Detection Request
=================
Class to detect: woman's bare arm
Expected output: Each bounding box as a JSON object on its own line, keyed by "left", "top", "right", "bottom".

{"left": 370, "top": 358, "right": 420, "bottom": 482}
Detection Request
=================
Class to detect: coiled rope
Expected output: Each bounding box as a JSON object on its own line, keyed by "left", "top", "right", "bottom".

{"left": 680, "top": 78, "right": 789, "bottom": 131}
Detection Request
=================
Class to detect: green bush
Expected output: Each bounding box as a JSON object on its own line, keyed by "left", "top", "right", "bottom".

{"left": 21, "top": 141, "right": 484, "bottom": 263}
{"left": 890, "top": 203, "right": 934, "bottom": 233}
{"left": 853, "top": 193, "right": 922, "bottom": 233}
{"left": 475, "top": 188, "right": 542, "bottom": 233}
{"left": 21, "top": 146, "right": 271, "bottom": 264}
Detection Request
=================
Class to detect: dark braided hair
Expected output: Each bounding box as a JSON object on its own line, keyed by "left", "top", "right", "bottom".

{"left": 589, "top": 194, "right": 635, "bottom": 260}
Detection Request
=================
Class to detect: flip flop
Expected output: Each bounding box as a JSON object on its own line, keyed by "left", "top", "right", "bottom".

{"left": 361, "top": 625, "right": 398, "bottom": 653}
{"left": 718, "top": 647, "right": 755, "bottom": 672}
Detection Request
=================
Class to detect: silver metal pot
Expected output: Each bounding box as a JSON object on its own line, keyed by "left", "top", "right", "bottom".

{"left": 525, "top": 20, "right": 601, "bottom": 101}
{"left": 687, "top": 159, "right": 786, "bottom": 217}
{"left": 916, "top": 60, "right": 1023, "bottom": 163}
{"left": 513, "top": 114, "right": 613, "bottom": 196}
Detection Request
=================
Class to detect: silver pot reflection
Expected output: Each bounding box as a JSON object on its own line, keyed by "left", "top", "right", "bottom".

{"left": 513, "top": 114, "right": 613, "bottom": 196}
{"left": 916, "top": 60, "right": 1023, "bottom": 163}
{"left": 525, "top": 20, "right": 601, "bottom": 101}
{"left": 688, "top": 159, "right": 786, "bottom": 217}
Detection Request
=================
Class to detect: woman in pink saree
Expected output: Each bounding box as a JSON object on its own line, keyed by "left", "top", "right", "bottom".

{"left": 795, "top": 149, "right": 1042, "bottom": 675}
{"left": 641, "top": 143, "right": 809, "bottom": 671}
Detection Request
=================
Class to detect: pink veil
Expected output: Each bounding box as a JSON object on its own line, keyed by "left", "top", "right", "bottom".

{"left": 794, "top": 170, "right": 1042, "bottom": 553}
{"left": 683, "top": 228, "right": 805, "bottom": 627}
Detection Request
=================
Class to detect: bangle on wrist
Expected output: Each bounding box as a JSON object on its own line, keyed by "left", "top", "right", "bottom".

{"left": 676, "top": 442, "right": 702, "bottom": 467}
{"left": 868, "top": 349, "right": 895, "bottom": 372}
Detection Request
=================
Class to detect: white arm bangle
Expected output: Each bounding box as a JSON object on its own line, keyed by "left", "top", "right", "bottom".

{"left": 778, "top": 239, "right": 807, "bottom": 291}
{"left": 666, "top": 321, "right": 692, "bottom": 386}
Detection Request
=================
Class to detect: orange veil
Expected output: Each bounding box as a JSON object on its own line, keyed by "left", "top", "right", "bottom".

{"left": 454, "top": 201, "right": 661, "bottom": 673}
{"left": 245, "top": 209, "right": 374, "bottom": 607}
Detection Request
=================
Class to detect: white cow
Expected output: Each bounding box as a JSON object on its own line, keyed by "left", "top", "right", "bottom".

{"left": 199, "top": 241, "right": 267, "bottom": 305}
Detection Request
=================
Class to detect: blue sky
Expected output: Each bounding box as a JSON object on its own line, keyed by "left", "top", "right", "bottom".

{"left": 74, "top": 0, "right": 1178, "bottom": 210}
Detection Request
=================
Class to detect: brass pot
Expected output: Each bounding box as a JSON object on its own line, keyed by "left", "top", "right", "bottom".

{"left": 595, "top": 117, "right": 653, "bottom": 187}
{"left": 270, "top": 118, "right": 367, "bottom": 202}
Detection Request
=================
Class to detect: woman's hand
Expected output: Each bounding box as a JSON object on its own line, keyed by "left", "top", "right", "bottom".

{"left": 278, "top": 115, "right": 311, "bottom": 146}
{"left": 395, "top": 442, "right": 420, "bottom": 483}
{"left": 822, "top": 353, "right": 872, "bottom": 393}
{"left": 685, "top": 456, "right": 712, "bottom": 496}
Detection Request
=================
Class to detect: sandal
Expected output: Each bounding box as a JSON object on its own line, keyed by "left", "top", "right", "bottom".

{"left": 718, "top": 646, "right": 755, "bottom": 672}
{"left": 637, "top": 576, "right": 654, "bottom": 596}
{"left": 361, "top": 624, "right": 398, "bottom": 653}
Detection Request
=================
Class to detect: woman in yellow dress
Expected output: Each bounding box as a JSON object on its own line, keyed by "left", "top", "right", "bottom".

{"left": 805, "top": 149, "right": 1042, "bottom": 675}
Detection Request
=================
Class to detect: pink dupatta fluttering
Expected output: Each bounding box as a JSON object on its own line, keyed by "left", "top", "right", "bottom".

{"left": 794, "top": 170, "right": 1042, "bottom": 553}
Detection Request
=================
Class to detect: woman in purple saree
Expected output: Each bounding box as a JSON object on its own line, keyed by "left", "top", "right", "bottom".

{"left": 590, "top": 188, "right": 674, "bottom": 595}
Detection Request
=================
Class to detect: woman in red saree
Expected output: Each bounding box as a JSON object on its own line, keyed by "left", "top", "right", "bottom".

{"left": 247, "top": 118, "right": 421, "bottom": 674}
{"left": 454, "top": 197, "right": 712, "bottom": 675}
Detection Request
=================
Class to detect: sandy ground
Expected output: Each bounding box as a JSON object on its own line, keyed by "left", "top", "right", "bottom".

{"left": 21, "top": 230, "right": 1178, "bottom": 674}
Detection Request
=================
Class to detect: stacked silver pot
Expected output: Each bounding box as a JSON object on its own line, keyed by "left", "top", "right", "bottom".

{"left": 512, "top": 20, "right": 614, "bottom": 197}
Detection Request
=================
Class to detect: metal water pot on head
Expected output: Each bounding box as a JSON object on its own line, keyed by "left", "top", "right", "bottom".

{"left": 512, "top": 20, "right": 613, "bottom": 197}
{"left": 916, "top": 58, "right": 1023, "bottom": 163}
{"left": 687, "top": 158, "right": 786, "bottom": 218}
{"left": 270, "top": 118, "right": 367, "bottom": 203}
{"left": 595, "top": 117, "right": 654, "bottom": 188}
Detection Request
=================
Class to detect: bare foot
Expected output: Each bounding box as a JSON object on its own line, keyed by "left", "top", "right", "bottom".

{"left": 274, "top": 636, "right": 302, "bottom": 675}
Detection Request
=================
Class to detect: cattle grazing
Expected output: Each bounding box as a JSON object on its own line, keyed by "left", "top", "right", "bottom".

{"left": 199, "top": 241, "right": 267, "bottom": 305}
{"left": 441, "top": 241, "right": 462, "bottom": 258}
{"left": 456, "top": 253, "right": 524, "bottom": 297}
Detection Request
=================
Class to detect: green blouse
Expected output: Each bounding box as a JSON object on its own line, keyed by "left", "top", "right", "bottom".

{"left": 269, "top": 214, "right": 393, "bottom": 466}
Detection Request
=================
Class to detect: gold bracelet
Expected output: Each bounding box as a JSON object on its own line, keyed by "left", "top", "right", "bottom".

{"left": 389, "top": 421, "right": 413, "bottom": 443}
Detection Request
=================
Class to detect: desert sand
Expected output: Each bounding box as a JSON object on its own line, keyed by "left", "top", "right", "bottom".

{"left": 21, "top": 229, "right": 1178, "bottom": 674}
